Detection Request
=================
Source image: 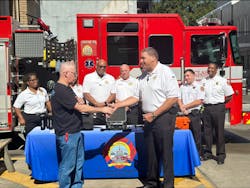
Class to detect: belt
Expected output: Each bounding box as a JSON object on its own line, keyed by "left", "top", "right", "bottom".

{"left": 204, "top": 103, "right": 224, "bottom": 107}
{"left": 129, "top": 103, "right": 138, "bottom": 109}
{"left": 143, "top": 106, "right": 178, "bottom": 115}
{"left": 24, "top": 112, "right": 46, "bottom": 116}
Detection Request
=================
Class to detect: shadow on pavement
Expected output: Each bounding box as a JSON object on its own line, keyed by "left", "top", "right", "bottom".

{"left": 224, "top": 129, "right": 250, "bottom": 143}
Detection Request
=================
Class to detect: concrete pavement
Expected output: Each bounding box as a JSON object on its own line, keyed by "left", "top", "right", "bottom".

{"left": 198, "top": 124, "right": 250, "bottom": 188}
{"left": 1, "top": 124, "right": 250, "bottom": 188}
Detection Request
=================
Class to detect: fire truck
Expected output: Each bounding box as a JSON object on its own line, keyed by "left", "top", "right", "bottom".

{"left": 76, "top": 14, "right": 242, "bottom": 125}
{"left": 0, "top": 16, "right": 75, "bottom": 133}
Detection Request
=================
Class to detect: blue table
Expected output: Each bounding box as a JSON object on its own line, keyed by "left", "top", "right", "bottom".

{"left": 25, "top": 127, "right": 200, "bottom": 181}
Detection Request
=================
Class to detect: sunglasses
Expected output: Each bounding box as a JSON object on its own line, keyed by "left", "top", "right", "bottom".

{"left": 97, "top": 65, "right": 106, "bottom": 69}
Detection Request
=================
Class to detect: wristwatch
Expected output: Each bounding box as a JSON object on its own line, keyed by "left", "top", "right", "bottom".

{"left": 151, "top": 112, "right": 156, "bottom": 120}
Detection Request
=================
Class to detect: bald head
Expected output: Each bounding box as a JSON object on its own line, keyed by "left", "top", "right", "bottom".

{"left": 120, "top": 64, "right": 130, "bottom": 80}
{"left": 96, "top": 59, "right": 107, "bottom": 77}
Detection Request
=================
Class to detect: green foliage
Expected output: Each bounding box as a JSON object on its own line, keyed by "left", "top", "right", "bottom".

{"left": 151, "top": 0, "right": 216, "bottom": 26}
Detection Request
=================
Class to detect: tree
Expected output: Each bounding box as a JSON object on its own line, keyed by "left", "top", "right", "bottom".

{"left": 151, "top": 0, "right": 216, "bottom": 26}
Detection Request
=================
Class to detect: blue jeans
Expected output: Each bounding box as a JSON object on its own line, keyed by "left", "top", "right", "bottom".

{"left": 56, "top": 132, "right": 84, "bottom": 188}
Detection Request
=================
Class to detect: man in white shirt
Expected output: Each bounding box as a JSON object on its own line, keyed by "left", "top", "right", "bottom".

{"left": 111, "top": 64, "right": 139, "bottom": 124}
{"left": 113, "top": 47, "right": 179, "bottom": 188}
{"left": 178, "top": 69, "right": 205, "bottom": 156}
{"left": 201, "top": 62, "right": 234, "bottom": 165}
{"left": 82, "top": 59, "right": 115, "bottom": 124}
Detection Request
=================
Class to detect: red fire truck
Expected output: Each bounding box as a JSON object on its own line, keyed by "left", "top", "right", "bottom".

{"left": 76, "top": 14, "right": 242, "bottom": 125}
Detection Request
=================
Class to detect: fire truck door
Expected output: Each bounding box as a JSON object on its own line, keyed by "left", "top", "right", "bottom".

{"left": 143, "top": 17, "right": 184, "bottom": 81}
{"left": 0, "top": 43, "right": 9, "bottom": 129}
{"left": 100, "top": 18, "right": 143, "bottom": 78}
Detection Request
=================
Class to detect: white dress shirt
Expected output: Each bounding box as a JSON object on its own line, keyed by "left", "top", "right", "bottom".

{"left": 82, "top": 71, "right": 115, "bottom": 103}
{"left": 179, "top": 81, "right": 205, "bottom": 112}
{"left": 201, "top": 75, "right": 234, "bottom": 104}
{"left": 111, "top": 76, "right": 139, "bottom": 101}
{"left": 13, "top": 87, "right": 49, "bottom": 114}
{"left": 134, "top": 62, "right": 179, "bottom": 113}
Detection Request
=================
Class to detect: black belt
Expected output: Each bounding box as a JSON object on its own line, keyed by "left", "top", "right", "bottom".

{"left": 144, "top": 106, "right": 178, "bottom": 115}
{"left": 24, "top": 112, "right": 46, "bottom": 116}
{"left": 204, "top": 103, "right": 224, "bottom": 107}
{"left": 129, "top": 103, "right": 138, "bottom": 109}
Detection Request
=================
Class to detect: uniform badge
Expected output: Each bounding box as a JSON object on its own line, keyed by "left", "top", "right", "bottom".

{"left": 105, "top": 80, "right": 109, "bottom": 84}
{"left": 216, "top": 82, "right": 218, "bottom": 85}
{"left": 128, "top": 82, "right": 133, "bottom": 86}
{"left": 153, "top": 75, "right": 157, "bottom": 80}
{"left": 200, "top": 86, "right": 204, "bottom": 91}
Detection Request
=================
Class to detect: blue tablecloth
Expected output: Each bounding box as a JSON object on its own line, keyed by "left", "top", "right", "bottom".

{"left": 25, "top": 127, "right": 200, "bottom": 181}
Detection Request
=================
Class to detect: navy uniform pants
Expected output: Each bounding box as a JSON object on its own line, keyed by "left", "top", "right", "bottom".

{"left": 144, "top": 111, "right": 176, "bottom": 188}
{"left": 202, "top": 103, "right": 226, "bottom": 161}
{"left": 188, "top": 110, "right": 202, "bottom": 155}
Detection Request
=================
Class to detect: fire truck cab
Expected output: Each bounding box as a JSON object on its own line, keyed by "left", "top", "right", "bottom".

{"left": 77, "top": 14, "right": 242, "bottom": 125}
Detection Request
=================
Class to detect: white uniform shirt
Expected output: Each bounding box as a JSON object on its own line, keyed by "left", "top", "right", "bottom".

{"left": 13, "top": 87, "right": 49, "bottom": 114}
{"left": 82, "top": 71, "right": 115, "bottom": 103}
{"left": 72, "top": 84, "right": 84, "bottom": 99}
{"left": 134, "top": 62, "right": 179, "bottom": 113}
{"left": 179, "top": 81, "right": 205, "bottom": 112}
{"left": 201, "top": 75, "right": 234, "bottom": 104}
{"left": 111, "top": 76, "right": 139, "bottom": 101}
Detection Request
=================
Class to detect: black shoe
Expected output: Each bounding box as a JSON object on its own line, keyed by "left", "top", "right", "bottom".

{"left": 217, "top": 160, "right": 224, "bottom": 165}
{"left": 200, "top": 154, "right": 212, "bottom": 161}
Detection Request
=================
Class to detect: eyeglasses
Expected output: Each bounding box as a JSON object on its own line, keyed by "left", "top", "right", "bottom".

{"left": 66, "top": 71, "right": 77, "bottom": 77}
{"left": 97, "top": 65, "right": 106, "bottom": 69}
{"left": 28, "top": 78, "right": 38, "bottom": 82}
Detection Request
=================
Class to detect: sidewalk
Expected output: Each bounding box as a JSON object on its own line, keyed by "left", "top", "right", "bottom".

{"left": 198, "top": 124, "right": 250, "bottom": 188}
{"left": 1, "top": 124, "right": 250, "bottom": 188}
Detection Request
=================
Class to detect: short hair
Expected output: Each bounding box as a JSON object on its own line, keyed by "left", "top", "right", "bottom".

{"left": 208, "top": 62, "right": 219, "bottom": 69}
{"left": 184, "top": 69, "right": 195, "bottom": 75}
{"left": 59, "top": 60, "right": 76, "bottom": 74}
{"left": 142, "top": 47, "right": 159, "bottom": 60}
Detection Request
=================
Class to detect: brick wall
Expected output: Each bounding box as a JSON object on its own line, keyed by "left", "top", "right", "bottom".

{"left": 19, "top": 0, "right": 28, "bottom": 25}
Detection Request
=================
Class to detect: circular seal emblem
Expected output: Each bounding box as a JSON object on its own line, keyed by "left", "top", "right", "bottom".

{"left": 82, "top": 45, "right": 93, "bottom": 56}
{"left": 103, "top": 137, "right": 136, "bottom": 169}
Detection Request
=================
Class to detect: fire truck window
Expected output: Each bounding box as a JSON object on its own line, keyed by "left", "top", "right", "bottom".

{"left": 149, "top": 36, "right": 173, "bottom": 65}
{"left": 191, "top": 35, "right": 223, "bottom": 65}
{"left": 107, "top": 23, "right": 138, "bottom": 32}
{"left": 107, "top": 36, "right": 138, "bottom": 65}
{"left": 229, "top": 31, "right": 242, "bottom": 65}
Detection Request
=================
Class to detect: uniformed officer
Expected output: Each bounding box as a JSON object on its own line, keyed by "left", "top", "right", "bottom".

{"left": 13, "top": 72, "right": 51, "bottom": 135}
{"left": 110, "top": 64, "right": 139, "bottom": 124}
{"left": 113, "top": 47, "right": 179, "bottom": 188}
{"left": 178, "top": 69, "right": 205, "bottom": 156}
{"left": 82, "top": 59, "right": 115, "bottom": 124}
{"left": 201, "top": 62, "right": 234, "bottom": 165}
